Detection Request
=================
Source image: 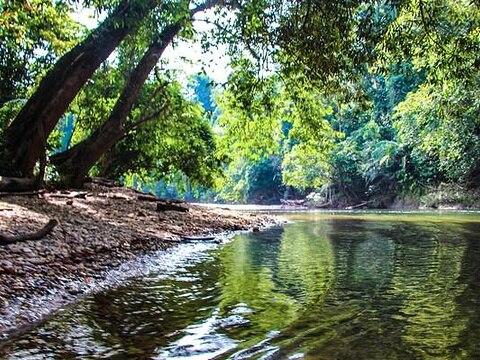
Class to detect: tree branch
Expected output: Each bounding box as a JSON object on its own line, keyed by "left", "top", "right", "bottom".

{"left": 129, "top": 101, "right": 169, "bottom": 132}
{"left": 191, "top": 0, "right": 222, "bottom": 16}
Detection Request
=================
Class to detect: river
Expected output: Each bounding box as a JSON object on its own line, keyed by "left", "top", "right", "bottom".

{"left": 1, "top": 211, "right": 480, "bottom": 359}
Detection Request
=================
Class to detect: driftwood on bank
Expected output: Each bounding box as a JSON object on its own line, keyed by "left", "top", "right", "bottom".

{"left": 156, "top": 201, "right": 189, "bottom": 212}
{"left": 138, "top": 194, "right": 184, "bottom": 204}
{"left": 96, "top": 193, "right": 130, "bottom": 200}
{"left": 0, "top": 190, "right": 46, "bottom": 198}
{"left": 138, "top": 194, "right": 164, "bottom": 202}
{"left": 0, "top": 219, "right": 58, "bottom": 246}
{"left": 0, "top": 177, "right": 38, "bottom": 193}
{"left": 47, "top": 191, "right": 90, "bottom": 199}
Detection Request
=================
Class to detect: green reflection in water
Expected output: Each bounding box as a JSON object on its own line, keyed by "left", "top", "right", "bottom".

{"left": 218, "top": 229, "right": 300, "bottom": 330}
{"left": 1, "top": 213, "right": 479, "bottom": 360}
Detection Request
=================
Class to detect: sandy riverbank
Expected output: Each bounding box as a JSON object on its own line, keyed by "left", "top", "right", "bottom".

{"left": 0, "top": 184, "right": 277, "bottom": 340}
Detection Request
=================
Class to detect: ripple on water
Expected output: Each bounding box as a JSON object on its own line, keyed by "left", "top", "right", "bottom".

{"left": 1, "top": 213, "right": 480, "bottom": 359}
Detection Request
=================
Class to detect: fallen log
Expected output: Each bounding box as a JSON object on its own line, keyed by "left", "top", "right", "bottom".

{"left": 0, "top": 219, "right": 58, "bottom": 246}
{"left": 0, "top": 189, "right": 46, "bottom": 198}
{"left": 138, "top": 194, "right": 163, "bottom": 202}
{"left": 47, "top": 191, "right": 90, "bottom": 199}
{"left": 97, "top": 193, "right": 131, "bottom": 200}
{"left": 138, "top": 194, "right": 184, "bottom": 203}
{"left": 0, "top": 177, "right": 38, "bottom": 192}
{"left": 156, "top": 202, "right": 189, "bottom": 212}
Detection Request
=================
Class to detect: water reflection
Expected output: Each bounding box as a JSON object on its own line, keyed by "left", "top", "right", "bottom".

{"left": 1, "top": 214, "right": 479, "bottom": 359}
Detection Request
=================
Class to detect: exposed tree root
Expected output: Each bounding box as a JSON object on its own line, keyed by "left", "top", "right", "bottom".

{"left": 0, "top": 219, "right": 58, "bottom": 246}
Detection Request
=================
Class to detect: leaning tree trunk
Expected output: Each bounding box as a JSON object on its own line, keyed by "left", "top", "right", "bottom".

{"left": 0, "top": 0, "right": 159, "bottom": 177}
{"left": 51, "top": 23, "right": 182, "bottom": 187}
{"left": 51, "top": 0, "right": 221, "bottom": 187}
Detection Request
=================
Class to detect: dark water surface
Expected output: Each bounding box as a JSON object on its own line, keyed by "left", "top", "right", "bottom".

{"left": 1, "top": 212, "right": 480, "bottom": 359}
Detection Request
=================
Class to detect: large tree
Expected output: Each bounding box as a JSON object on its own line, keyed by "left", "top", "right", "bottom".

{"left": 0, "top": 0, "right": 397, "bottom": 180}
{"left": 51, "top": 0, "right": 221, "bottom": 186}
{"left": 0, "top": 0, "right": 161, "bottom": 178}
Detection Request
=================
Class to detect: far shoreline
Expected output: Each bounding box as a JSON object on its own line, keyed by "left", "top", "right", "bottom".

{"left": 193, "top": 202, "right": 480, "bottom": 213}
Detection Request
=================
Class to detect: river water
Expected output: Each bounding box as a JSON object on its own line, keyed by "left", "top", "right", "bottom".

{"left": 1, "top": 211, "right": 480, "bottom": 359}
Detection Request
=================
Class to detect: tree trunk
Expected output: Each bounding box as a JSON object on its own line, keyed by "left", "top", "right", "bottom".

{"left": 51, "top": 23, "right": 181, "bottom": 187}
{"left": 50, "top": 0, "right": 221, "bottom": 187}
{"left": 0, "top": 0, "right": 159, "bottom": 177}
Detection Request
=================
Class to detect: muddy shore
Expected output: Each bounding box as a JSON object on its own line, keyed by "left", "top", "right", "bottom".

{"left": 0, "top": 185, "right": 277, "bottom": 341}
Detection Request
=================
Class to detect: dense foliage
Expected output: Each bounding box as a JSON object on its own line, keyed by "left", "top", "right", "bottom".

{"left": 0, "top": 0, "right": 81, "bottom": 107}
{"left": 209, "top": 0, "right": 479, "bottom": 205}
{"left": 0, "top": 0, "right": 478, "bottom": 206}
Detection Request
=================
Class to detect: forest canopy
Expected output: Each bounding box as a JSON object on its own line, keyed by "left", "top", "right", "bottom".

{"left": 0, "top": 0, "right": 478, "bottom": 207}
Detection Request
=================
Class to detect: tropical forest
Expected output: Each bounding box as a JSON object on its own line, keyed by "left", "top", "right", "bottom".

{"left": 0, "top": 0, "right": 479, "bottom": 358}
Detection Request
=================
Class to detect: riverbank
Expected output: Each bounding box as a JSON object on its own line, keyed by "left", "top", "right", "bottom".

{"left": 287, "top": 185, "right": 480, "bottom": 211}
{"left": 0, "top": 184, "right": 277, "bottom": 340}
